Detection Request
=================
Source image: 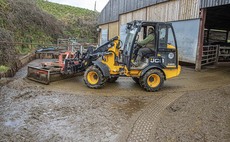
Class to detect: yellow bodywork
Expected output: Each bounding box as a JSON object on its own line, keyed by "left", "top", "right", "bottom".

{"left": 163, "top": 66, "right": 181, "bottom": 79}
{"left": 101, "top": 37, "right": 181, "bottom": 80}
{"left": 167, "top": 44, "right": 176, "bottom": 49}
{"left": 101, "top": 37, "right": 123, "bottom": 75}
{"left": 147, "top": 74, "right": 161, "bottom": 87}
{"left": 87, "top": 71, "right": 99, "bottom": 85}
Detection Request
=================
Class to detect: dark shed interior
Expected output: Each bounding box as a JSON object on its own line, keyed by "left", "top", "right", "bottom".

{"left": 203, "top": 4, "right": 230, "bottom": 64}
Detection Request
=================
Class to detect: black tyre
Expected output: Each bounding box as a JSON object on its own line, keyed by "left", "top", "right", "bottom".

{"left": 139, "top": 69, "right": 164, "bottom": 92}
{"left": 84, "top": 65, "right": 107, "bottom": 89}
{"left": 132, "top": 77, "right": 140, "bottom": 84}
{"left": 107, "top": 77, "right": 119, "bottom": 83}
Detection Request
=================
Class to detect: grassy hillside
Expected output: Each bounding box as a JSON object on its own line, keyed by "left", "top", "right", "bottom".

{"left": 0, "top": 0, "right": 64, "bottom": 70}
{"left": 0, "top": 0, "right": 98, "bottom": 71}
{"left": 0, "top": 0, "right": 98, "bottom": 44}
{"left": 37, "top": 0, "right": 95, "bottom": 18}
{"left": 0, "top": 0, "right": 63, "bottom": 54}
{"left": 36, "top": 0, "right": 99, "bottom": 43}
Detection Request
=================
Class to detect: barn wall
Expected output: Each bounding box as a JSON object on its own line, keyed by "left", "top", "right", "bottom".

{"left": 132, "top": 8, "right": 147, "bottom": 20}
{"left": 120, "top": 13, "right": 133, "bottom": 25}
{"left": 99, "top": 0, "right": 169, "bottom": 24}
{"left": 99, "top": 24, "right": 109, "bottom": 45}
{"left": 147, "top": 0, "right": 199, "bottom": 22}
{"left": 179, "top": 0, "right": 200, "bottom": 20}
{"left": 99, "top": 0, "right": 203, "bottom": 24}
{"left": 108, "top": 22, "right": 119, "bottom": 39}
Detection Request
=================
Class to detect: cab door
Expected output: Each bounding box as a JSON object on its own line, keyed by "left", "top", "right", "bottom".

{"left": 122, "top": 26, "right": 140, "bottom": 70}
{"left": 157, "top": 23, "right": 178, "bottom": 68}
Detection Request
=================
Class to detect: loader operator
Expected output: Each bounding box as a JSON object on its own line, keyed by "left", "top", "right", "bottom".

{"left": 133, "top": 27, "right": 155, "bottom": 67}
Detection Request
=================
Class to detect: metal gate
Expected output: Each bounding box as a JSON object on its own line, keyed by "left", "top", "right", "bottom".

{"left": 201, "top": 45, "right": 219, "bottom": 66}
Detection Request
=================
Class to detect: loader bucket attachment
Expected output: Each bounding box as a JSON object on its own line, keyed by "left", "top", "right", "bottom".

{"left": 27, "top": 66, "right": 51, "bottom": 84}
{"left": 27, "top": 66, "right": 82, "bottom": 85}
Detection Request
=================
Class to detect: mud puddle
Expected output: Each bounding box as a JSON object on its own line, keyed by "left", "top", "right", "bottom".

{"left": 0, "top": 78, "right": 158, "bottom": 141}
{"left": 111, "top": 98, "right": 147, "bottom": 117}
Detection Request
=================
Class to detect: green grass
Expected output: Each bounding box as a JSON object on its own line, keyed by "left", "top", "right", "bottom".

{"left": 0, "top": 65, "right": 9, "bottom": 73}
{"left": 36, "top": 0, "right": 99, "bottom": 43}
{"left": 0, "top": 0, "right": 7, "bottom": 7}
{"left": 36, "top": 0, "right": 96, "bottom": 19}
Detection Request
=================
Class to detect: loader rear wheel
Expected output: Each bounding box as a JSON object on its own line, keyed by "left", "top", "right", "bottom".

{"left": 132, "top": 77, "right": 140, "bottom": 84}
{"left": 84, "top": 66, "right": 107, "bottom": 89}
{"left": 140, "top": 69, "right": 164, "bottom": 92}
{"left": 107, "top": 77, "right": 119, "bottom": 83}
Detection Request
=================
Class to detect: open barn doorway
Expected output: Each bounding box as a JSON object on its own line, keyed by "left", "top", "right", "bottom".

{"left": 202, "top": 4, "right": 230, "bottom": 68}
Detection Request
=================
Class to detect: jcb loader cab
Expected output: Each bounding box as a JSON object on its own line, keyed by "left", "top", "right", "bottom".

{"left": 84, "top": 20, "right": 181, "bottom": 92}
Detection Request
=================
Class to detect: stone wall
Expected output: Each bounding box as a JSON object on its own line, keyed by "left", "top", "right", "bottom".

{"left": 0, "top": 53, "right": 35, "bottom": 79}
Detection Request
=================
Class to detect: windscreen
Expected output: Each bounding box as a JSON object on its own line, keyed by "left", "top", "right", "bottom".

{"left": 122, "top": 24, "right": 139, "bottom": 67}
{"left": 123, "top": 27, "right": 138, "bottom": 56}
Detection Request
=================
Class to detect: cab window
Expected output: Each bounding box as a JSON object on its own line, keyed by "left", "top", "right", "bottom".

{"left": 159, "top": 26, "right": 167, "bottom": 49}
{"left": 168, "top": 26, "right": 176, "bottom": 47}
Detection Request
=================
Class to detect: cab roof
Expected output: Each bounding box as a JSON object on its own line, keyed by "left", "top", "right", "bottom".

{"left": 127, "top": 20, "right": 172, "bottom": 26}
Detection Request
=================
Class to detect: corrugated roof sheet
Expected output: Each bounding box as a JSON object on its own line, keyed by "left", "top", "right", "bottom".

{"left": 200, "top": 0, "right": 230, "bottom": 8}
{"left": 99, "top": 0, "right": 230, "bottom": 25}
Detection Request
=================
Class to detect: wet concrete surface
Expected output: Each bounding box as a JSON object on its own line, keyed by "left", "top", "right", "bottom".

{"left": 1, "top": 59, "right": 230, "bottom": 141}
{"left": 0, "top": 78, "right": 152, "bottom": 141}
{"left": 155, "top": 85, "right": 230, "bottom": 142}
{"left": 34, "top": 63, "right": 230, "bottom": 96}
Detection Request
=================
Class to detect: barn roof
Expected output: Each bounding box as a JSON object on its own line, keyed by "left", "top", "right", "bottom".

{"left": 98, "top": 0, "right": 168, "bottom": 25}
{"left": 98, "top": 0, "right": 230, "bottom": 25}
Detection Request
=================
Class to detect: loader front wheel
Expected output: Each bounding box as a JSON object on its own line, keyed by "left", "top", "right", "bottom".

{"left": 140, "top": 69, "right": 164, "bottom": 92}
{"left": 84, "top": 66, "right": 107, "bottom": 89}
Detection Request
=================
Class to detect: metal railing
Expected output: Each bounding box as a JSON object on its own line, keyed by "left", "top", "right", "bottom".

{"left": 201, "top": 45, "right": 219, "bottom": 66}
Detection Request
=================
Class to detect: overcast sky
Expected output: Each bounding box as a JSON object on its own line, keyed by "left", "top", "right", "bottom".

{"left": 48, "top": 0, "right": 109, "bottom": 12}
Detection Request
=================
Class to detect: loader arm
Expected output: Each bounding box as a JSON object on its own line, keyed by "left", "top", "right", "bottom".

{"left": 27, "top": 36, "right": 120, "bottom": 84}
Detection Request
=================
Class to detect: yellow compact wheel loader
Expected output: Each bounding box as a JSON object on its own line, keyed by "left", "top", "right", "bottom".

{"left": 27, "top": 20, "right": 181, "bottom": 92}
{"left": 83, "top": 20, "right": 181, "bottom": 92}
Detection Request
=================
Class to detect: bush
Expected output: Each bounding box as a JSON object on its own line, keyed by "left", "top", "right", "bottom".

{"left": 36, "top": 0, "right": 99, "bottom": 43}
{"left": 0, "top": 28, "right": 17, "bottom": 67}
{"left": 0, "top": 65, "right": 9, "bottom": 73}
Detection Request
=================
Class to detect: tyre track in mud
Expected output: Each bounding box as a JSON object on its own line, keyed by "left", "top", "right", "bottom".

{"left": 116, "top": 92, "right": 184, "bottom": 142}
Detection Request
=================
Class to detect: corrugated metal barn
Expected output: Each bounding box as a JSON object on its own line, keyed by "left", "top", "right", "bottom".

{"left": 97, "top": 0, "right": 230, "bottom": 70}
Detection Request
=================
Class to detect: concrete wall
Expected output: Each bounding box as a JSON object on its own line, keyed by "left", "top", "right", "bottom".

{"left": 0, "top": 53, "right": 35, "bottom": 78}
{"left": 172, "top": 19, "right": 200, "bottom": 63}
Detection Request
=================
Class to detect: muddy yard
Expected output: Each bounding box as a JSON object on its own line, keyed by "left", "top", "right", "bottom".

{"left": 1, "top": 60, "right": 230, "bottom": 141}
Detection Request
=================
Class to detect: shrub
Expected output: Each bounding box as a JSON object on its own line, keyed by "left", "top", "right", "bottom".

{"left": 0, "top": 65, "right": 9, "bottom": 73}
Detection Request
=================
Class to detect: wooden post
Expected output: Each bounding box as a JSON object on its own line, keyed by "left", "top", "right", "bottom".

{"left": 195, "top": 8, "right": 207, "bottom": 71}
